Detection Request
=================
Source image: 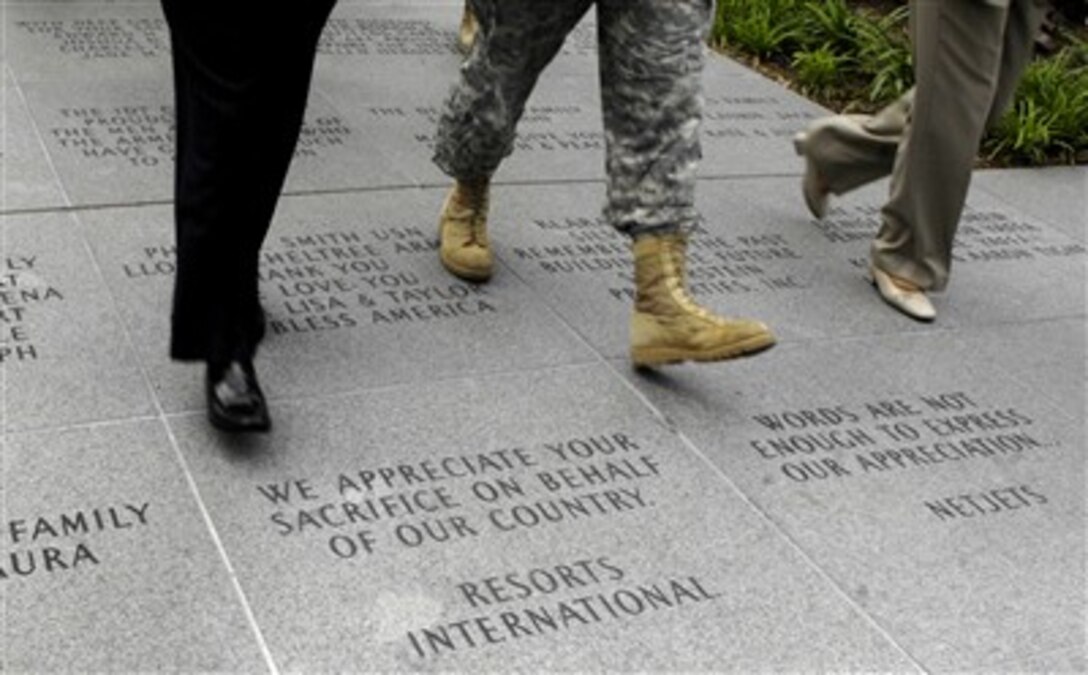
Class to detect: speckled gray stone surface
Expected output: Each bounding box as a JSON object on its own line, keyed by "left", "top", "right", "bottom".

{"left": 809, "top": 179, "right": 1087, "bottom": 326}
{"left": 481, "top": 178, "right": 1085, "bottom": 358}
{"left": 0, "top": 4, "right": 171, "bottom": 84}
{"left": 0, "top": 420, "right": 265, "bottom": 671}
{"left": 0, "top": 211, "right": 155, "bottom": 431}
{"left": 1, "top": 70, "right": 67, "bottom": 212}
{"left": 320, "top": 68, "right": 823, "bottom": 187}
{"left": 984, "top": 643, "right": 1088, "bottom": 674}
{"left": 958, "top": 317, "right": 1087, "bottom": 423}
{"left": 618, "top": 331, "right": 1086, "bottom": 672}
{"left": 78, "top": 191, "right": 596, "bottom": 413}
{"left": 974, "top": 167, "right": 1087, "bottom": 243}
{"left": 169, "top": 363, "right": 917, "bottom": 672}
{"left": 21, "top": 79, "right": 414, "bottom": 207}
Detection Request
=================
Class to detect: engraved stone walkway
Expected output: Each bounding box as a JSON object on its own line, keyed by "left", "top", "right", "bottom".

{"left": 0, "top": 0, "right": 1085, "bottom": 672}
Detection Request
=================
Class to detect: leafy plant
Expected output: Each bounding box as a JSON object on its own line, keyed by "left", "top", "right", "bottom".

{"left": 854, "top": 7, "right": 913, "bottom": 103}
{"left": 984, "top": 41, "right": 1088, "bottom": 164}
{"left": 792, "top": 44, "right": 848, "bottom": 96}
{"left": 714, "top": 0, "right": 803, "bottom": 58}
{"left": 709, "top": 0, "right": 1087, "bottom": 166}
{"left": 798, "top": 0, "right": 860, "bottom": 53}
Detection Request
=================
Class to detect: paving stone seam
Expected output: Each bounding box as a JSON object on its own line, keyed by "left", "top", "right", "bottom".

{"left": 159, "top": 359, "right": 603, "bottom": 420}
{"left": 54, "top": 205, "right": 282, "bottom": 672}
{"left": 1, "top": 57, "right": 10, "bottom": 663}
{"left": 4, "top": 309, "right": 1081, "bottom": 435}
{"left": 0, "top": 169, "right": 809, "bottom": 217}
{"left": 602, "top": 356, "right": 933, "bottom": 673}
{"left": 5, "top": 413, "right": 165, "bottom": 439}
{"left": 487, "top": 240, "right": 931, "bottom": 672}
{"left": 5, "top": 63, "right": 74, "bottom": 210}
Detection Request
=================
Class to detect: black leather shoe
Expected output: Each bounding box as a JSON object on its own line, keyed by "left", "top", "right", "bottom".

{"left": 206, "top": 360, "right": 271, "bottom": 432}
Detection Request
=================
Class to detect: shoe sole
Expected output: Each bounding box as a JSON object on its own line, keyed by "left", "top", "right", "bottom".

{"left": 208, "top": 409, "right": 272, "bottom": 433}
{"left": 869, "top": 277, "right": 936, "bottom": 323}
{"left": 631, "top": 332, "right": 777, "bottom": 367}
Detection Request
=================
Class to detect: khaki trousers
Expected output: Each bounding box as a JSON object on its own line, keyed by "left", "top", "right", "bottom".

{"left": 805, "top": 0, "right": 1044, "bottom": 290}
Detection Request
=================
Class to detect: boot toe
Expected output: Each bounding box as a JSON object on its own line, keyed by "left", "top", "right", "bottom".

{"left": 441, "top": 245, "right": 493, "bottom": 281}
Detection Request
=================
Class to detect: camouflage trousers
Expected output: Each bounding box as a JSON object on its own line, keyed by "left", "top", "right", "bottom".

{"left": 434, "top": 0, "right": 713, "bottom": 236}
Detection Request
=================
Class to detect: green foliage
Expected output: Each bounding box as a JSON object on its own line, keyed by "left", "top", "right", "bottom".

{"left": 792, "top": 44, "right": 848, "bottom": 96}
{"left": 712, "top": 0, "right": 1086, "bottom": 166}
{"left": 798, "top": 0, "right": 860, "bottom": 54}
{"left": 984, "top": 41, "right": 1088, "bottom": 164}
{"left": 853, "top": 7, "right": 913, "bottom": 103}
{"left": 713, "top": 0, "right": 803, "bottom": 58}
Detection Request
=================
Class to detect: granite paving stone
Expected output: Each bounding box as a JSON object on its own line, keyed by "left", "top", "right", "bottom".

{"left": 19, "top": 77, "right": 179, "bottom": 206}
{"left": 169, "top": 363, "right": 918, "bottom": 672}
{"left": 619, "top": 331, "right": 1086, "bottom": 671}
{"left": 712, "top": 175, "right": 1086, "bottom": 324}
{"left": 0, "top": 3, "right": 170, "bottom": 84}
{"left": 811, "top": 179, "right": 1087, "bottom": 324}
{"left": 983, "top": 643, "right": 1088, "bottom": 674}
{"left": 0, "top": 211, "right": 155, "bottom": 431}
{"left": 21, "top": 79, "right": 414, "bottom": 207}
{"left": 0, "top": 0, "right": 1082, "bottom": 669}
{"left": 0, "top": 420, "right": 265, "bottom": 671}
{"left": 484, "top": 179, "right": 1084, "bottom": 358}
{"left": 974, "top": 166, "right": 1087, "bottom": 243}
{"left": 318, "top": 68, "right": 606, "bottom": 188}
{"left": 1, "top": 69, "right": 67, "bottom": 212}
{"left": 319, "top": 54, "right": 821, "bottom": 188}
{"left": 78, "top": 191, "right": 595, "bottom": 413}
{"left": 956, "top": 317, "right": 1087, "bottom": 423}
{"left": 317, "top": 1, "right": 598, "bottom": 80}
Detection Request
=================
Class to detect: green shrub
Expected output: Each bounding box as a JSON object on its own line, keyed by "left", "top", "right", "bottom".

{"left": 711, "top": 0, "right": 1087, "bottom": 165}
{"left": 714, "top": 0, "right": 803, "bottom": 58}
{"left": 798, "top": 0, "right": 860, "bottom": 53}
{"left": 853, "top": 7, "right": 913, "bottom": 103}
{"left": 984, "top": 41, "right": 1088, "bottom": 164}
{"left": 793, "top": 44, "right": 849, "bottom": 95}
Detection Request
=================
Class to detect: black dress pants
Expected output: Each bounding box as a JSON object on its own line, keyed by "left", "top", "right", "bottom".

{"left": 163, "top": 1, "right": 336, "bottom": 363}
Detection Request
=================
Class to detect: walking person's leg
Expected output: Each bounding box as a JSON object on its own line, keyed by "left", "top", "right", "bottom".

{"left": 986, "top": 0, "right": 1047, "bottom": 129}
{"left": 596, "top": 0, "right": 774, "bottom": 366}
{"left": 871, "top": 0, "right": 1012, "bottom": 320}
{"left": 433, "top": 0, "right": 593, "bottom": 282}
{"left": 163, "top": 0, "right": 335, "bottom": 431}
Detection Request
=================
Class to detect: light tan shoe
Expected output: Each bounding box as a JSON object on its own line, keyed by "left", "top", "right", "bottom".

{"left": 631, "top": 233, "right": 776, "bottom": 366}
{"left": 793, "top": 116, "right": 866, "bottom": 219}
{"left": 458, "top": 4, "right": 479, "bottom": 55}
{"left": 870, "top": 264, "right": 936, "bottom": 322}
{"left": 439, "top": 180, "right": 492, "bottom": 282}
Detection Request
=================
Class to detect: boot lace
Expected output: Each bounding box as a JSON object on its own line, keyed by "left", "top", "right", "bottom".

{"left": 661, "top": 240, "right": 730, "bottom": 326}
{"left": 454, "top": 185, "right": 489, "bottom": 247}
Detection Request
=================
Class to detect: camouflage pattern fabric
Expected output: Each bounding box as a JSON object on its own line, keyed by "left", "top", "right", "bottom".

{"left": 434, "top": 0, "right": 713, "bottom": 236}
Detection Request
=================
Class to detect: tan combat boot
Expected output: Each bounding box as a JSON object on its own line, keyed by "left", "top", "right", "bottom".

{"left": 439, "top": 179, "right": 492, "bottom": 282}
{"left": 631, "top": 233, "right": 776, "bottom": 366}
{"left": 458, "top": 3, "right": 479, "bottom": 55}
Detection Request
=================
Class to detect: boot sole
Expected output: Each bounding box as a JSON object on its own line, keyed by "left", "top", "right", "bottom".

{"left": 440, "top": 253, "right": 492, "bottom": 283}
{"left": 631, "top": 332, "right": 777, "bottom": 367}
